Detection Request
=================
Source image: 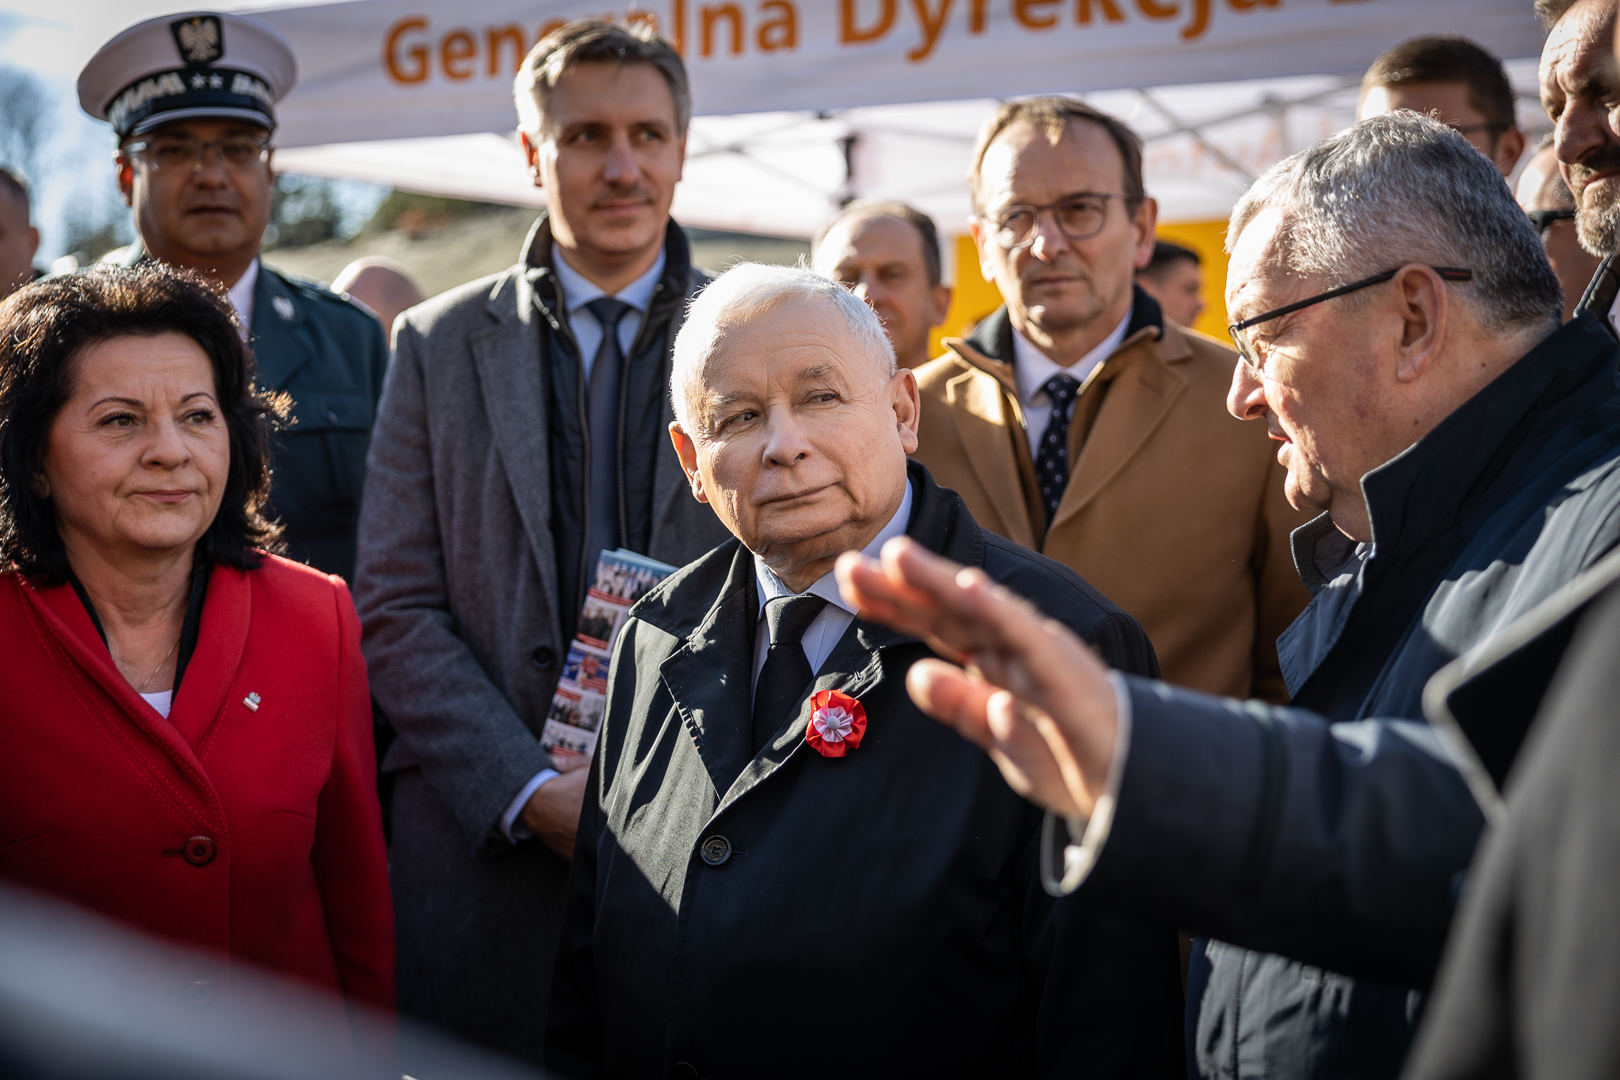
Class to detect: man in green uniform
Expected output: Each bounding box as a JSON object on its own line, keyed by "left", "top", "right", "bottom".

{"left": 77, "top": 12, "right": 387, "bottom": 583}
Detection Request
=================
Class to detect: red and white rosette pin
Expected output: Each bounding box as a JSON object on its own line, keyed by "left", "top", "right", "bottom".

{"left": 805, "top": 689, "right": 866, "bottom": 758}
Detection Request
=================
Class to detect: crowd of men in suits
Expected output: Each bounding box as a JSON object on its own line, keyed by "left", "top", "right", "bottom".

{"left": 9, "top": 0, "right": 1620, "bottom": 1076}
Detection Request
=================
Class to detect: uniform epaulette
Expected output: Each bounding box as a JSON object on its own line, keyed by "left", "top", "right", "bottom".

{"left": 262, "top": 265, "right": 374, "bottom": 319}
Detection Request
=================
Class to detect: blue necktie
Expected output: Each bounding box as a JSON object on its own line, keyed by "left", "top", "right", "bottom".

{"left": 585, "top": 297, "right": 631, "bottom": 575}
{"left": 1035, "top": 373, "right": 1080, "bottom": 524}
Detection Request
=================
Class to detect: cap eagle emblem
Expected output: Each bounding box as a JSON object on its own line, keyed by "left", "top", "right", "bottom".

{"left": 171, "top": 17, "right": 224, "bottom": 65}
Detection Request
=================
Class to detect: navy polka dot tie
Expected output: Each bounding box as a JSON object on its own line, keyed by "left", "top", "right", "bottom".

{"left": 1035, "top": 373, "right": 1080, "bottom": 524}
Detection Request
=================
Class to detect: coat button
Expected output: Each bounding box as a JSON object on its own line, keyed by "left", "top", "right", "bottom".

{"left": 531, "top": 645, "right": 557, "bottom": 668}
{"left": 182, "top": 836, "right": 216, "bottom": 866}
{"left": 182, "top": 980, "right": 216, "bottom": 1009}
{"left": 669, "top": 1063, "right": 700, "bottom": 1080}
{"left": 698, "top": 835, "right": 731, "bottom": 866}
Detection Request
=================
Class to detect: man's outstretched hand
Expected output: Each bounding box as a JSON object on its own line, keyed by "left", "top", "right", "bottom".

{"left": 835, "top": 537, "right": 1120, "bottom": 819}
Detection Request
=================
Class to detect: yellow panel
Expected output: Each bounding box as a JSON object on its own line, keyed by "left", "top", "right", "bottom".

{"left": 1152, "top": 220, "right": 1231, "bottom": 339}
{"left": 929, "top": 223, "right": 1232, "bottom": 358}
{"left": 929, "top": 235, "right": 1005, "bottom": 359}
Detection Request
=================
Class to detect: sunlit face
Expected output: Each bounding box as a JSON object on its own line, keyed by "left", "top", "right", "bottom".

{"left": 118, "top": 119, "right": 274, "bottom": 274}
{"left": 971, "top": 118, "right": 1155, "bottom": 342}
{"left": 1138, "top": 258, "right": 1205, "bottom": 328}
{"left": 814, "top": 214, "right": 950, "bottom": 368}
{"left": 1541, "top": 0, "right": 1620, "bottom": 255}
{"left": 526, "top": 62, "right": 686, "bottom": 267}
{"left": 671, "top": 296, "right": 920, "bottom": 585}
{"left": 1224, "top": 208, "right": 1393, "bottom": 535}
{"left": 39, "top": 332, "right": 229, "bottom": 564}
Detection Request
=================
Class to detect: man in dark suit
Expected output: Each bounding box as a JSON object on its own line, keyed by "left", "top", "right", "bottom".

{"left": 76, "top": 12, "right": 387, "bottom": 582}
{"left": 545, "top": 264, "right": 1182, "bottom": 1080}
{"left": 354, "top": 19, "right": 731, "bottom": 1065}
{"left": 838, "top": 111, "right": 1620, "bottom": 1080}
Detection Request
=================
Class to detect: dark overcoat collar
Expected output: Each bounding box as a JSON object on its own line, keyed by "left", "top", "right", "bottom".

{"left": 637, "top": 461, "right": 978, "bottom": 803}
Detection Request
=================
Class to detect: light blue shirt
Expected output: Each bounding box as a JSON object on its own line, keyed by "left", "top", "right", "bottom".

{"left": 751, "top": 478, "right": 916, "bottom": 696}
{"left": 551, "top": 247, "right": 666, "bottom": 372}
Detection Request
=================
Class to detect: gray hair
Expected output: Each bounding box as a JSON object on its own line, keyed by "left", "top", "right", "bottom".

{"left": 1229, "top": 111, "right": 1561, "bottom": 336}
{"left": 514, "top": 19, "right": 691, "bottom": 138}
{"left": 672, "top": 263, "right": 897, "bottom": 434}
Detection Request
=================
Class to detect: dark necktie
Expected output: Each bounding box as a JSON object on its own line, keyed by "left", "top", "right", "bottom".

{"left": 751, "top": 594, "right": 828, "bottom": 752}
{"left": 1035, "top": 373, "right": 1081, "bottom": 524}
{"left": 584, "top": 297, "right": 631, "bottom": 575}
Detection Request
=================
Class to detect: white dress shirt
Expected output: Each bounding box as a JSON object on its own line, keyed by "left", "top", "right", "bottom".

{"left": 226, "top": 258, "right": 259, "bottom": 340}
{"left": 1607, "top": 289, "right": 1620, "bottom": 339}
{"left": 751, "top": 479, "right": 915, "bottom": 694}
{"left": 140, "top": 690, "right": 173, "bottom": 719}
{"left": 1012, "top": 307, "right": 1131, "bottom": 458}
{"left": 551, "top": 247, "right": 666, "bottom": 373}
{"left": 499, "top": 246, "right": 668, "bottom": 844}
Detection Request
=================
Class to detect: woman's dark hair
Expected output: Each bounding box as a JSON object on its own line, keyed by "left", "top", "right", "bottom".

{"left": 0, "top": 262, "right": 287, "bottom": 584}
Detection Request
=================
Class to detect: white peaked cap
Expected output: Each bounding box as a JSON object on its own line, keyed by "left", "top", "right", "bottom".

{"left": 77, "top": 11, "right": 298, "bottom": 138}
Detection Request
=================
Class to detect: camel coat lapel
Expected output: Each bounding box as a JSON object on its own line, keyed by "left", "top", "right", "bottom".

{"left": 1051, "top": 330, "right": 1189, "bottom": 532}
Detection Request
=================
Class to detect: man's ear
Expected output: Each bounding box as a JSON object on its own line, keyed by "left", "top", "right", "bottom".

{"left": 115, "top": 156, "right": 136, "bottom": 208}
{"left": 929, "top": 284, "right": 952, "bottom": 329}
{"left": 669, "top": 422, "right": 709, "bottom": 504}
{"left": 1493, "top": 127, "right": 1526, "bottom": 179}
{"left": 968, "top": 219, "right": 995, "bottom": 284}
{"left": 1131, "top": 197, "right": 1160, "bottom": 271}
{"left": 1392, "top": 263, "right": 1447, "bottom": 384}
{"left": 520, "top": 131, "right": 545, "bottom": 189}
{"left": 890, "top": 368, "right": 920, "bottom": 454}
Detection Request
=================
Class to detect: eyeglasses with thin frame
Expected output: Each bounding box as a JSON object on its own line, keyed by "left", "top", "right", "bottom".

{"left": 122, "top": 136, "right": 272, "bottom": 173}
{"left": 1527, "top": 208, "right": 1576, "bottom": 236}
{"left": 982, "top": 191, "right": 1140, "bottom": 251}
{"left": 1227, "top": 266, "right": 1474, "bottom": 378}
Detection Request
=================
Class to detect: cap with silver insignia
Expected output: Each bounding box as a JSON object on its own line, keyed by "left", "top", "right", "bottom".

{"left": 77, "top": 11, "right": 297, "bottom": 140}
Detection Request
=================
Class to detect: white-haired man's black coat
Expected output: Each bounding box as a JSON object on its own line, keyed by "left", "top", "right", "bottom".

{"left": 545, "top": 462, "right": 1183, "bottom": 1080}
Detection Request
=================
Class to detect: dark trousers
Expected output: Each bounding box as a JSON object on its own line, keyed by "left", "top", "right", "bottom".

{"left": 390, "top": 769, "right": 571, "bottom": 1066}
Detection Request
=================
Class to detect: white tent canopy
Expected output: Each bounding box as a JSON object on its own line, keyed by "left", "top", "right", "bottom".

{"left": 258, "top": 0, "right": 1545, "bottom": 238}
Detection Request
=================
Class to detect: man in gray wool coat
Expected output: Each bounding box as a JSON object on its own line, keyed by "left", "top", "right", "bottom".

{"left": 352, "top": 19, "right": 730, "bottom": 1064}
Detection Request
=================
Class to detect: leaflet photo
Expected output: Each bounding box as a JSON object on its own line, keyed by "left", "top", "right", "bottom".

{"left": 576, "top": 597, "right": 626, "bottom": 649}
{"left": 562, "top": 642, "right": 611, "bottom": 694}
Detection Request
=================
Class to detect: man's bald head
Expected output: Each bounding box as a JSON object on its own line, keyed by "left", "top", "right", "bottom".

{"left": 332, "top": 257, "right": 425, "bottom": 336}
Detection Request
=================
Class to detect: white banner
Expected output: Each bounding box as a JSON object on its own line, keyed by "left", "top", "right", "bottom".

{"left": 257, "top": 0, "right": 1543, "bottom": 148}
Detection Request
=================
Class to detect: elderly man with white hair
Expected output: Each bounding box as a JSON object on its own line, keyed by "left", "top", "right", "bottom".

{"left": 544, "top": 263, "right": 1184, "bottom": 1079}
{"left": 839, "top": 110, "right": 1620, "bottom": 1080}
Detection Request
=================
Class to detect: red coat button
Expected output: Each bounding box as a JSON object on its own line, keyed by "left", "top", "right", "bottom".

{"left": 182, "top": 836, "right": 216, "bottom": 866}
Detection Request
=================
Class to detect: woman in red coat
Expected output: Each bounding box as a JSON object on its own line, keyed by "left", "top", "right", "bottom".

{"left": 0, "top": 264, "right": 393, "bottom": 1011}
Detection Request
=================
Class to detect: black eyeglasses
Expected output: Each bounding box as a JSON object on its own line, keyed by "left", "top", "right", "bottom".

{"left": 1527, "top": 208, "right": 1576, "bottom": 235}
{"left": 1228, "top": 266, "right": 1473, "bottom": 378}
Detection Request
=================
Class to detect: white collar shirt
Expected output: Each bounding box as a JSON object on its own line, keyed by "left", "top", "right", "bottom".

{"left": 1011, "top": 306, "right": 1131, "bottom": 458}
{"left": 751, "top": 478, "right": 915, "bottom": 696}
{"left": 226, "top": 258, "right": 259, "bottom": 341}
{"left": 552, "top": 247, "right": 666, "bottom": 378}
